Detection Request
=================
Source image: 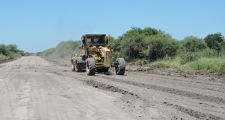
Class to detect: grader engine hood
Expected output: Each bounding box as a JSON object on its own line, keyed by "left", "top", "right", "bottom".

{"left": 88, "top": 46, "right": 112, "bottom": 67}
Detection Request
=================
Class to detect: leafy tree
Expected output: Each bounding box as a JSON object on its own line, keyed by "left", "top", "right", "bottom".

{"left": 204, "top": 33, "right": 224, "bottom": 54}
{"left": 118, "top": 27, "right": 179, "bottom": 61}
{"left": 119, "top": 27, "right": 165, "bottom": 60}
{"left": 123, "top": 27, "right": 161, "bottom": 37}
{"left": 120, "top": 34, "right": 147, "bottom": 59}
{"left": 7, "top": 44, "right": 19, "bottom": 52}
{"left": 0, "top": 44, "right": 26, "bottom": 60}
{"left": 181, "top": 36, "right": 206, "bottom": 52}
{"left": 146, "top": 35, "right": 178, "bottom": 61}
{"left": 142, "top": 27, "right": 160, "bottom": 36}
{"left": 109, "top": 37, "right": 122, "bottom": 61}
{"left": 109, "top": 36, "right": 120, "bottom": 51}
{"left": 0, "top": 44, "right": 9, "bottom": 56}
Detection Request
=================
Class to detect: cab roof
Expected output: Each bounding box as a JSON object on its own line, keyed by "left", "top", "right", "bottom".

{"left": 82, "top": 34, "right": 106, "bottom": 38}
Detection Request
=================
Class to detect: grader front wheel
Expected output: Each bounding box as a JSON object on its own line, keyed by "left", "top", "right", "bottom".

{"left": 86, "top": 58, "right": 96, "bottom": 76}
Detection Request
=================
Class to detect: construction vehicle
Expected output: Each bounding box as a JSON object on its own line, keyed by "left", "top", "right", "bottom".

{"left": 71, "top": 34, "right": 126, "bottom": 76}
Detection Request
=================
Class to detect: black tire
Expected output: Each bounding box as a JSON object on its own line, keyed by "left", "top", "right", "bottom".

{"left": 71, "top": 57, "right": 76, "bottom": 71}
{"left": 115, "top": 58, "right": 126, "bottom": 75}
{"left": 75, "top": 57, "right": 84, "bottom": 72}
{"left": 86, "top": 58, "right": 96, "bottom": 76}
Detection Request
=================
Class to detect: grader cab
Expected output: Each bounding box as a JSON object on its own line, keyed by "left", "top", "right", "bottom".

{"left": 71, "top": 34, "right": 126, "bottom": 75}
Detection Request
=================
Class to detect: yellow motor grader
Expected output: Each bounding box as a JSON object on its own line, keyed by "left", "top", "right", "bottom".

{"left": 71, "top": 34, "right": 126, "bottom": 75}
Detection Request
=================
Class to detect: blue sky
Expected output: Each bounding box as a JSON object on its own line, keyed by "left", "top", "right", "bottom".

{"left": 0, "top": 0, "right": 224, "bottom": 52}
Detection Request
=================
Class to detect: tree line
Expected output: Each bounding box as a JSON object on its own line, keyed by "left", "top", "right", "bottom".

{"left": 110, "top": 27, "right": 225, "bottom": 64}
{"left": 0, "top": 44, "right": 28, "bottom": 61}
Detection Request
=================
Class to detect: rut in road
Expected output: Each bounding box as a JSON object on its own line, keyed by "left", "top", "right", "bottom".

{"left": 96, "top": 75, "right": 225, "bottom": 105}
{"left": 85, "top": 79, "right": 223, "bottom": 120}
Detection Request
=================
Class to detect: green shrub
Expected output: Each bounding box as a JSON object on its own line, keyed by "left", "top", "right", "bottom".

{"left": 135, "top": 60, "right": 148, "bottom": 66}
{"left": 147, "top": 35, "right": 178, "bottom": 61}
{"left": 119, "top": 27, "right": 164, "bottom": 61}
{"left": 120, "top": 34, "right": 147, "bottom": 59}
{"left": 0, "top": 54, "right": 8, "bottom": 61}
{"left": 180, "top": 52, "right": 199, "bottom": 65}
{"left": 123, "top": 27, "right": 161, "bottom": 37}
{"left": 0, "top": 44, "right": 25, "bottom": 61}
{"left": 110, "top": 37, "right": 121, "bottom": 52}
{"left": 198, "top": 48, "right": 216, "bottom": 57}
{"left": 8, "top": 51, "right": 22, "bottom": 59}
{"left": 186, "top": 57, "right": 225, "bottom": 73}
{"left": 0, "top": 44, "right": 9, "bottom": 56}
{"left": 151, "top": 57, "right": 181, "bottom": 68}
{"left": 109, "top": 37, "right": 123, "bottom": 61}
{"left": 204, "top": 33, "right": 225, "bottom": 55}
{"left": 181, "top": 36, "right": 206, "bottom": 52}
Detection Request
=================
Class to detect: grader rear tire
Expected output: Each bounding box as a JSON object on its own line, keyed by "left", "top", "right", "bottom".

{"left": 75, "top": 57, "right": 84, "bottom": 72}
{"left": 72, "top": 64, "right": 75, "bottom": 72}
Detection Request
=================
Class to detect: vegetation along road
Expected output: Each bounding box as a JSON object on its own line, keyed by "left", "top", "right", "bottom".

{"left": 0, "top": 56, "right": 225, "bottom": 120}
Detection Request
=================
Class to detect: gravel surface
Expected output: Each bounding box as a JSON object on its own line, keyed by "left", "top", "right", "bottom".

{"left": 0, "top": 56, "right": 225, "bottom": 120}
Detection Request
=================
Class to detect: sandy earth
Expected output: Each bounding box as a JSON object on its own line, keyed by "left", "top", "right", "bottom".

{"left": 0, "top": 56, "right": 225, "bottom": 120}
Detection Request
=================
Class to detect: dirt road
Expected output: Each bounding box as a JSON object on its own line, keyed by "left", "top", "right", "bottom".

{"left": 0, "top": 56, "right": 225, "bottom": 120}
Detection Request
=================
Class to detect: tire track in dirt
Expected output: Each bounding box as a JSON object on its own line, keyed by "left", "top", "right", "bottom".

{"left": 84, "top": 79, "right": 162, "bottom": 120}
{"left": 48, "top": 71, "right": 159, "bottom": 119}
{"left": 97, "top": 75, "right": 225, "bottom": 105}
{"left": 43, "top": 60, "right": 225, "bottom": 120}
{"left": 13, "top": 79, "right": 35, "bottom": 120}
{"left": 163, "top": 102, "right": 223, "bottom": 120}
{"left": 130, "top": 72, "right": 225, "bottom": 86}
{"left": 86, "top": 80, "right": 139, "bottom": 98}
{"left": 81, "top": 77, "right": 224, "bottom": 120}
{"left": 71, "top": 72, "right": 225, "bottom": 119}
{"left": 58, "top": 70, "right": 223, "bottom": 120}
{"left": 127, "top": 72, "right": 225, "bottom": 93}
